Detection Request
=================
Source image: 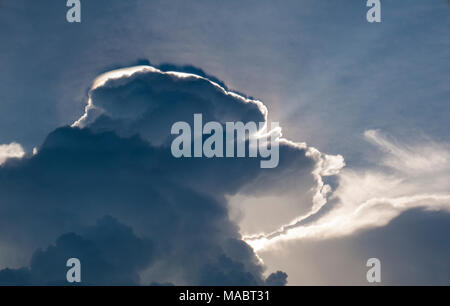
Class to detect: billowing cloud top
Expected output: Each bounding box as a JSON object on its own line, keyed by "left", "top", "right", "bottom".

{"left": 73, "top": 66, "right": 267, "bottom": 144}
{"left": 0, "top": 65, "right": 345, "bottom": 285}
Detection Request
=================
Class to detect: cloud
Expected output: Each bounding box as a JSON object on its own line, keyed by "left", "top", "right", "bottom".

{"left": 0, "top": 142, "right": 25, "bottom": 165}
{"left": 264, "top": 271, "right": 288, "bottom": 286}
{"left": 72, "top": 65, "right": 268, "bottom": 146}
{"left": 0, "top": 65, "right": 340, "bottom": 285}
{"left": 73, "top": 65, "right": 342, "bottom": 216}
{"left": 1, "top": 63, "right": 447, "bottom": 285}
{"left": 246, "top": 130, "right": 450, "bottom": 250}
{"left": 0, "top": 125, "right": 276, "bottom": 285}
{"left": 259, "top": 208, "right": 450, "bottom": 285}
{"left": 364, "top": 130, "right": 450, "bottom": 175}
{"left": 0, "top": 216, "right": 154, "bottom": 285}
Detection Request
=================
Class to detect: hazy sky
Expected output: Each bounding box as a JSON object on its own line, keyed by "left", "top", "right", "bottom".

{"left": 0, "top": 0, "right": 449, "bottom": 285}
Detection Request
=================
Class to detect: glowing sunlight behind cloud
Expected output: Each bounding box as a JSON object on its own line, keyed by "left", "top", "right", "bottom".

{"left": 246, "top": 130, "right": 450, "bottom": 251}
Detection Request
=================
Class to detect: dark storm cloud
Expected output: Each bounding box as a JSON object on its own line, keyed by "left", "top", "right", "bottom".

{"left": 0, "top": 68, "right": 324, "bottom": 285}
{"left": 0, "top": 216, "right": 154, "bottom": 286}
{"left": 264, "top": 271, "right": 288, "bottom": 286}
{"left": 260, "top": 209, "right": 450, "bottom": 285}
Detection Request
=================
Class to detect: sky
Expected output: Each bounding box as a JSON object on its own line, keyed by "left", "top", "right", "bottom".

{"left": 0, "top": 0, "right": 449, "bottom": 285}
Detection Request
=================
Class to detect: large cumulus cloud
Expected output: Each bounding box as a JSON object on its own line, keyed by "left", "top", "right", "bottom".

{"left": 0, "top": 66, "right": 341, "bottom": 285}
{"left": 0, "top": 216, "right": 154, "bottom": 286}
